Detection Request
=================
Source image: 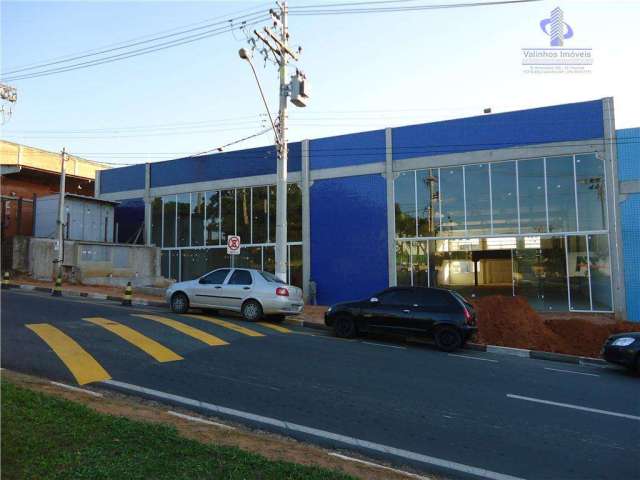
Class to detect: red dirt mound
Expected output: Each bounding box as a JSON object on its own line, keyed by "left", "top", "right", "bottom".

{"left": 472, "top": 295, "right": 640, "bottom": 358}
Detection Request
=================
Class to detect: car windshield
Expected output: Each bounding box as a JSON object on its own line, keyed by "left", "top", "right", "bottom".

{"left": 259, "top": 271, "right": 286, "bottom": 284}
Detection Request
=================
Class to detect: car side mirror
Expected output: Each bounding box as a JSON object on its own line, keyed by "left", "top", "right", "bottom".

{"left": 370, "top": 297, "right": 379, "bottom": 303}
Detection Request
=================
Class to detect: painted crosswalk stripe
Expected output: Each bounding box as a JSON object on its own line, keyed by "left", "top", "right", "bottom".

{"left": 186, "top": 315, "right": 264, "bottom": 337}
{"left": 257, "top": 322, "right": 291, "bottom": 333}
{"left": 26, "top": 323, "right": 111, "bottom": 385}
{"left": 84, "top": 317, "right": 183, "bottom": 362}
{"left": 133, "top": 314, "right": 228, "bottom": 346}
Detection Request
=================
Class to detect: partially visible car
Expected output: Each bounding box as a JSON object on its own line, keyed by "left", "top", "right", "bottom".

{"left": 602, "top": 332, "right": 640, "bottom": 373}
{"left": 165, "top": 268, "right": 303, "bottom": 321}
{"left": 324, "top": 287, "right": 477, "bottom": 352}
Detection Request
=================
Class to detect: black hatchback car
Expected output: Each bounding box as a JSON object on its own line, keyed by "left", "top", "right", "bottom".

{"left": 602, "top": 332, "right": 640, "bottom": 373}
{"left": 324, "top": 287, "right": 477, "bottom": 351}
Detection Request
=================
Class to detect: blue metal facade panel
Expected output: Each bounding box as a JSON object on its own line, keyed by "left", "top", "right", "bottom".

{"left": 618, "top": 128, "right": 640, "bottom": 321}
{"left": 150, "top": 142, "right": 301, "bottom": 189}
{"left": 617, "top": 128, "right": 640, "bottom": 181}
{"left": 310, "top": 174, "right": 388, "bottom": 305}
{"left": 392, "top": 100, "right": 605, "bottom": 160}
{"left": 114, "top": 198, "right": 145, "bottom": 244}
{"left": 100, "top": 164, "right": 145, "bottom": 194}
{"left": 310, "top": 129, "right": 385, "bottom": 170}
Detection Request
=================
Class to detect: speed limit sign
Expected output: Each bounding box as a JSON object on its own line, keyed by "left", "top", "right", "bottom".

{"left": 227, "top": 235, "right": 241, "bottom": 255}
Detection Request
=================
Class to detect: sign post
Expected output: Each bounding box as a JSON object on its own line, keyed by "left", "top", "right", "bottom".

{"left": 227, "top": 236, "right": 241, "bottom": 255}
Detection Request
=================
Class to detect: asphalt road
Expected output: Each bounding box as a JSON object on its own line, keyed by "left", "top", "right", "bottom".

{"left": 2, "top": 288, "right": 639, "bottom": 480}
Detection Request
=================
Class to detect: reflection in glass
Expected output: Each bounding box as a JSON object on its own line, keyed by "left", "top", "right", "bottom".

{"left": 567, "top": 235, "right": 591, "bottom": 310}
{"left": 181, "top": 249, "right": 209, "bottom": 281}
{"left": 162, "top": 195, "right": 176, "bottom": 248}
{"left": 191, "top": 192, "right": 204, "bottom": 247}
{"left": 546, "top": 156, "right": 577, "bottom": 232}
{"left": 490, "top": 162, "right": 518, "bottom": 235}
{"left": 518, "top": 159, "right": 546, "bottom": 233}
{"left": 263, "top": 246, "right": 275, "bottom": 273}
{"left": 440, "top": 167, "right": 465, "bottom": 236}
{"left": 252, "top": 186, "right": 268, "bottom": 244}
{"left": 396, "top": 242, "right": 411, "bottom": 286}
{"left": 413, "top": 241, "right": 428, "bottom": 287}
{"left": 237, "top": 188, "right": 251, "bottom": 244}
{"left": 205, "top": 191, "right": 220, "bottom": 246}
{"left": 151, "top": 197, "right": 162, "bottom": 246}
{"left": 161, "top": 250, "right": 169, "bottom": 278}
{"left": 207, "top": 248, "right": 230, "bottom": 272}
{"left": 289, "top": 244, "right": 302, "bottom": 287}
{"left": 177, "top": 193, "right": 190, "bottom": 247}
{"left": 287, "top": 183, "right": 302, "bottom": 242}
{"left": 170, "top": 250, "right": 179, "bottom": 282}
{"left": 588, "top": 234, "right": 612, "bottom": 311}
{"left": 575, "top": 153, "right": 607, "bottom": 231}
{"left": 464, "top": 164, "right": 491, "bottom": 235}
{"left": 221, "top": 189, "right": 235, "bottom": 243}
{"left": 236, "top": 246, "right": 262, "bottom": 270}
{"left": 395, "top": 171, "right": 416, "bottom": 238}
{"left": 417, "top": 169, "right": 439, "bottom": 237}
{"left": 268, "top": 186, "right": 276, "bottom": 243}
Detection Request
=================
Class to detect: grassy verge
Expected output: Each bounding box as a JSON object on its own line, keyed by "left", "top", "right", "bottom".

{"left": 1, "top": 380, "right": 353, "bottom": 480}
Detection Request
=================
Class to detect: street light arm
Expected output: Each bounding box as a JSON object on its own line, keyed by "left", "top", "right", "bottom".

{"left": 242, "top": 54, "right": 281, "bottom": 145}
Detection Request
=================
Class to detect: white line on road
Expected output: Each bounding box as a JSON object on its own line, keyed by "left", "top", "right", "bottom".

{"left": 328, "top": 452, "right": 433, "bottom": 480}
{"left": 167, "top": 411, "right": 235, "bottom": 429}
{"left": 362, "top": 341, "right": 406, "bottom": 350}
{"left": 448, "top": 354, "right": 498, "bottom": 363}
{"left": 507, "top": 394, "right": 640, "bottom": 421}
{"left": 50, "top": 381, "right": 103, "bottom": 397}
{"left": 544, "top": 367, "right": 600, "bottom": 377}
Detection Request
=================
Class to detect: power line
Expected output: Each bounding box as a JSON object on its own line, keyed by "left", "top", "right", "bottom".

{"left": 289, "top": 0, "right": 540, "bottom": 15}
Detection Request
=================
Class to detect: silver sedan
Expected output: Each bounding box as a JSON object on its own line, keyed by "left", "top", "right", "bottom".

{"left": 165, "top": 268, "right": 304, "bottom": 322}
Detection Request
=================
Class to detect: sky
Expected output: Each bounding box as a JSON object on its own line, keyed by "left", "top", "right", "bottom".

{"left": 1, "top": 0, "right": 639, "bottom": 166}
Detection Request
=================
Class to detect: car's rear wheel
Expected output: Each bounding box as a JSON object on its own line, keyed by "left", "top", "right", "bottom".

{"left": 434, "top": 325, "right": 463, "bottom": 352}
{"left": 170, "top": 292, "right": 189, "bottom": 314}
{"left": 334, "top": 315, "right": 357, "bottom": 338}
{"left": 241, "top": 300, "right": 263, "bottom": 322}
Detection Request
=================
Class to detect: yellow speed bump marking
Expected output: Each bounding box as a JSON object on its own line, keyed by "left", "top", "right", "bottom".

{"left": 186, "top": 315, "right": 264, "bottom": 337}
{"left": 133, "top": 314, "right": 229, "bottom": 346}
{"left": 84, "top": 317, "right": 183, "bottom": 362}
{"left": 257, "top": 322, "right": 291, "bottom": 334}
{"left": 26, "top": 323, "right": 111, "bottom": 385}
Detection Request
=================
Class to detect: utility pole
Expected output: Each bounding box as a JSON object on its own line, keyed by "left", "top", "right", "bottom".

{"left": 241, "top": 1, "right": 308, "bottom": 282}
{"left": 56, "top": 148, "right": 66, "bottom": 277}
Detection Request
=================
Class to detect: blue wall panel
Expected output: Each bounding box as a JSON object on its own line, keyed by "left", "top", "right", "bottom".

{"left": 100, "top": 164, "right": 145, "bottom": 194}
{"left": 310, "top": 174, "right": 388, "bottom": 305}
{"left": 618, "top": 127, "right": 640, "bottom": 322}
{"left": 310, "top": 129, "right": 385, "bottom": 170}
{"left": 392, "top": 99, "right": 604, "bottom": 160}
{"left": 114, "top": 198, "right": 145, "bottom": 244}
{"left": 151, "top": 142, "right": 301, "bottom": 189}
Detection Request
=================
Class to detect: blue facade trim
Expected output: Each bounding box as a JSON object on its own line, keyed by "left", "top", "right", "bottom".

{"left": 150, "top": 142, "right": 301, "bottom": 189}
{"left": 618, "top": 127, "right": 640, "bottom": 322}
{"left": 114, "top": 198, "right": 145, "bottom": 244}
{"left": 310, "top": 174, "right": 388, "bottom": 305}
{"left": 392, "top": 99, "right": 605, "bottom": 160}
{"left": 100, "top": 164, "right": 145, "bottom": 194}
{"left": 310, "top": 129, "right": 385, "bottom": 170}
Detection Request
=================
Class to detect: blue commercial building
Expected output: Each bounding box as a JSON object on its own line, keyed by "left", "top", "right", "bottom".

{"left": 98, "top": 98, "right": 639, "bottom": 321}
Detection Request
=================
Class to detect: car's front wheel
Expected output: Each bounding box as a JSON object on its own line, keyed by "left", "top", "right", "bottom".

{"left": 434, "top": 325, "right": 463, "bottom": 352}
{"left": 170, "top": 292, "right": 189, "bottom": 314}
{"left": 241, "top": 300, "right": 263, "bottom": 322}
{"left": 334, "top": 315, "right": 357, "bottom": 338}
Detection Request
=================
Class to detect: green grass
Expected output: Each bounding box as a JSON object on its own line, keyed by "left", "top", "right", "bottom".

{"left": 1, "top": 381, "right": 354, "bottom": 480}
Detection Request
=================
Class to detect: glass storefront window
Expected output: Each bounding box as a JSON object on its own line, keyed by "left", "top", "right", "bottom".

{"left": 575, "top": 153, "right": 607, "bottom": 231}
{"left": 190, "top": 193, "right": 204, "bottom": 247}
{"left": 567, "top": 235, "right": 591, "bottom": 310}
{"left": 236, "top": 246, "right": 262, "bottom": 270}
{"left": 181, "top": 249, "right": 209, "bottom": 281}
{"left": 287, "top": 183, "right": 302, "bottom": 243}
{"left": 268, "top": 186, "right": 276, "bottom": 243}
{"left": 417, "top": 169, "right": 439, "bottom": 237}
{"left": 162, "top": 195, "right": 176, "bottom": 248}
{"left": 205, "top": 191, "right": 220, "bottom": 246}
{"left": 170, "top": 249, "right": 179, "bottom": 282}
{"left": 151, "top": 197, "right": 162, "bottom": 247}
{"left": 395, "top": 171, "right": 417, "bottom": 238}
{"left": 518, "top": 158, "right": 546, "bottom": 234}
{"left": 161, "top": 250, "right": 169, "bottom": 278}
{"left": 237, "top": 188, "right": 251, "bottom": 244}
{"left": 252, "top": 186, "right": 268, "bottom": 244}
{"left": 177, "top": 193, "right": 190, "bottom": 247}
{"left": 439, "top": 167, "right": 465, "bottom": 236}
{"left": 588, "top": 234, "right": 612, "bottom": 311}
{"left": 263, "top": 246, "right": 275, "bottom": 273}
{"left": 207, "top": 248, "right": 230, "bottom": 272}
{"left": 491, "top": 161, "right": 518, "bottom": 235}
{"left": 546, "top": 156, "right": 577, "bottom": 232}
{"left": 396, "top": 241, "right": 411, "bottom": 286}
{"left": 289, "top": 244, "right": 302, "bottom": 287}
{"left": 464, "top": 164, "right": 491, "bottom": 235}
{"left": 221, "top": 189, "right": 235, "bottom": 243}
{"left": 412, "top": 241, "right": 428, "bottom": 287}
